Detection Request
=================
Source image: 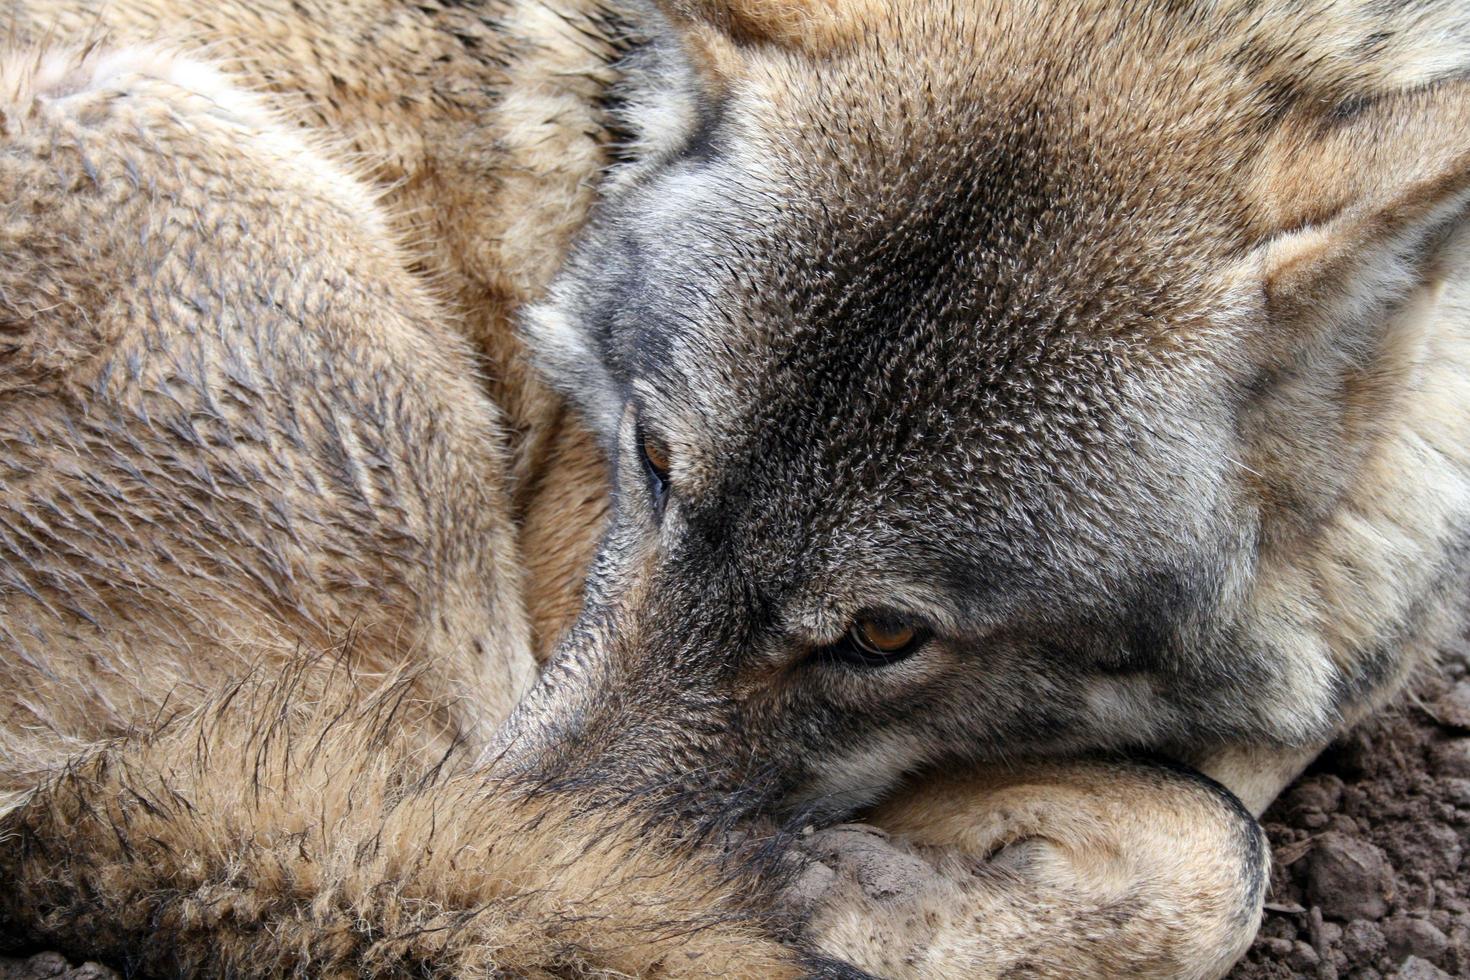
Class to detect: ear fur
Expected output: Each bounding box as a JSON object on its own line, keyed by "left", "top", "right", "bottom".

{"left": 1256, "top": 79, "right": 1470, "bottom": 328}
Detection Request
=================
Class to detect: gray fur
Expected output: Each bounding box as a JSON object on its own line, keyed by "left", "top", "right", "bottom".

{"left": 513, "top": 0, "right": 1470, "bottom": 814}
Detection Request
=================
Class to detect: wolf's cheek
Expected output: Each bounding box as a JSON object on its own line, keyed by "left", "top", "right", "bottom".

{"left": 786, "top": 726, "right": 938, "bottom": 816}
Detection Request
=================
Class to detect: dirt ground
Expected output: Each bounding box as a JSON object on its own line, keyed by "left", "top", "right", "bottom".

{"left": 0, "top": 954, "right": 117, "bottom": 980}
{"left": 1229, "top": 643, "right": 1470, "bottom": 980}
{"left": 7, "top": 649, "right": 1469, "bottom": 980}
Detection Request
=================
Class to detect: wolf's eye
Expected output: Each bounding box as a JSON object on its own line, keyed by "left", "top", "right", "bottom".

{"left": 827, "top": 615, "right": 931, "bottom": 668}
{"left": 636, "top": 423, "right": 672, "bottom": 512}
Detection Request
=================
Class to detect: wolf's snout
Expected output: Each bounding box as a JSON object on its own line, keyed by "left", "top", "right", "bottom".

{"left": 488, "top": 648, "right": 745, "bottom": 803}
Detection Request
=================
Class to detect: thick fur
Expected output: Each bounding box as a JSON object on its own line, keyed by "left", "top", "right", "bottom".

{"left": 8, "top": 0, "right": 1453, "bottom": 976}
{"left": 2, "top": 0, "right": 621, "bottom": 658}
{"left": 0, "top": 41, "right": 534, "bottom": 797}
{"left": 809, "top": 760, "right": 1267, "bottom": 979}
{"left": 4, "top": 655, "right": 818, "bottom": 978}
{"left": 0, "top": 40, "right": 820, "bottom": 977}
{"left": 513, "top": 0, "right": 1470, "bottom": 813}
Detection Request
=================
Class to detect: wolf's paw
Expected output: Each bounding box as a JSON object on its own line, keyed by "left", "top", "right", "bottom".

{"left": 783, "top": 823, "right": 935, "bottom": 916}
{"left": 789, "top": 761, "right": 1268, "bottom": 979}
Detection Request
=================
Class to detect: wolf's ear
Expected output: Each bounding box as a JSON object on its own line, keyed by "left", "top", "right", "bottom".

{"left": 653, "top": 0, "right": 872, "bottom": 50}
{"left": 1254, "top": 78, "right": 1470, "bottom": 332}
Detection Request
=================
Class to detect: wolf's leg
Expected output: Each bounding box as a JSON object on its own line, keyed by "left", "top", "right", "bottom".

{"left": 1193, "top": 743, "right": 1329, "bottom": 817}
{"left": 799, "top": 758, "right": 1269, "bottom": 980}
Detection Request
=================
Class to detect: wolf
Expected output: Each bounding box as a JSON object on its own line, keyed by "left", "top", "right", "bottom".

{"left": 503, "top": 0, "right": 1470, "bottom": 963}
{"left": 1, "top": 0, "right": 1462, "bottom": 977}
{"left": 0, "top": 8, "right": 1256, "bottom": 979}
{"left": 0, "top": 29, "right": 856, "bottom": 978}
{"left": 509, "top": 0, "right": 1470, "bottom": 804}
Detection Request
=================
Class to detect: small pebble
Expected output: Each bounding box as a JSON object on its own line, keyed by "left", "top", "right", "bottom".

{"left": 1396, "top": 955, "right": 1451, "bottom": 980}
{"left": 1263, "top": 937, "right": 1295, "bottom": 957}
{"left": 1430, "top": 682, "right": 1470, "bottom": 730}
{"left": 1441, "top": 777, "right": 1470, "bottom": 806}
{"left": 1429, "top": 739, "right": 1470, "bottom": 779}
{"left": 1289, "top": 775, "right": 1346, "bottom": 814}
{"left": 0, "top": 954, "right": 119, "bottom": 980}
{"left": 1286, "top": 940, "right": 1320, "bottom": 971}
{"left": 1383, "top": 917, "right": 1450, "bottom": 965}
{"left": 1342, "top": 920, "right": 1386, "bottom": 961}
{"left": 1306, "top": 833, "right": 1394, "bottom": 921}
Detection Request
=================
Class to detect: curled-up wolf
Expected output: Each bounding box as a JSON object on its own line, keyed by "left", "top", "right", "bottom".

{"left": 3, "top": 0, "right": 1469, "bottom": 977}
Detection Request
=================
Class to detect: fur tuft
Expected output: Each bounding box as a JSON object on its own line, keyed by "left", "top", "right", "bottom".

{"left": 0, "top": 651, "right": 811, "bottom": 978}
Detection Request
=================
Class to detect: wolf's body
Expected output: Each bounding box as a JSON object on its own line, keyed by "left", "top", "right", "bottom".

{"left": 0, "top": 29, "right": 827, "bottom": 978}
{"left": 2, "top": 0, "right": 1465, "bottom": 976}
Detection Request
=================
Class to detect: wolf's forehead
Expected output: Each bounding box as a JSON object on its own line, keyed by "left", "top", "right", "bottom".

{"left": 635, "top": 164, "right": 1237, "bottom": 599}
{"left": 627, "top": 30, "right": 1269, "bottom": 469}
{"left": 660, "top": 264, "right": 1231, "bottom": 584}
{"left": 641, "top": 116, "right": 1220, "bottom": 455}
{"left": 640, "top": 52, "right": 1240, "bottom": 372}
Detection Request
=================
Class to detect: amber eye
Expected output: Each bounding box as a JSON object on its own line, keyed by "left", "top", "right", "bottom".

{"left": 635, "top": 422, "right": 672, "bottom": 513}
{"left": 828, "top": 615, "right": 930, "bottom": 668}
{"left": 853, "top": 618, "right": 918, "bottom": 654}
{"left": 641, "top": 430, "right": 671, "bottom": 483}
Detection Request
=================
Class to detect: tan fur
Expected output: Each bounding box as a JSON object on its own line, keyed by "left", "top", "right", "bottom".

{"left": 661, "top": 0, "right": 877, "bottom": 50}
{"left": 5, "top": 0, "right": 612, "bottom": 658}
{"left": 0, "top": 40, "right": 813, "bottom": 976}
{"left": 810, "top": 761, "right": 1265, "bottom": 979}
{"left": 0, "top": 41, "right": 533, "bottom": 792}
{"left": 5, "top": 1, "right": 1463, "bottom": 977}
{"left": 5, "top": 652, "right": 807, "bottom": 978}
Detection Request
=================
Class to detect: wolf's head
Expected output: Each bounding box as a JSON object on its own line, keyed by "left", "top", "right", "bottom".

{"left": 507, "top": 0, "right": 1470, "bottom": 816}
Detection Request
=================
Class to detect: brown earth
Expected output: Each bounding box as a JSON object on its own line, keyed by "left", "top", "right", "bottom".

{"left": 0, "top": 953, "right": 117, "bottom": 980}
{"left": 1229, "top": 643, "right": 1470, "bottom": 980}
